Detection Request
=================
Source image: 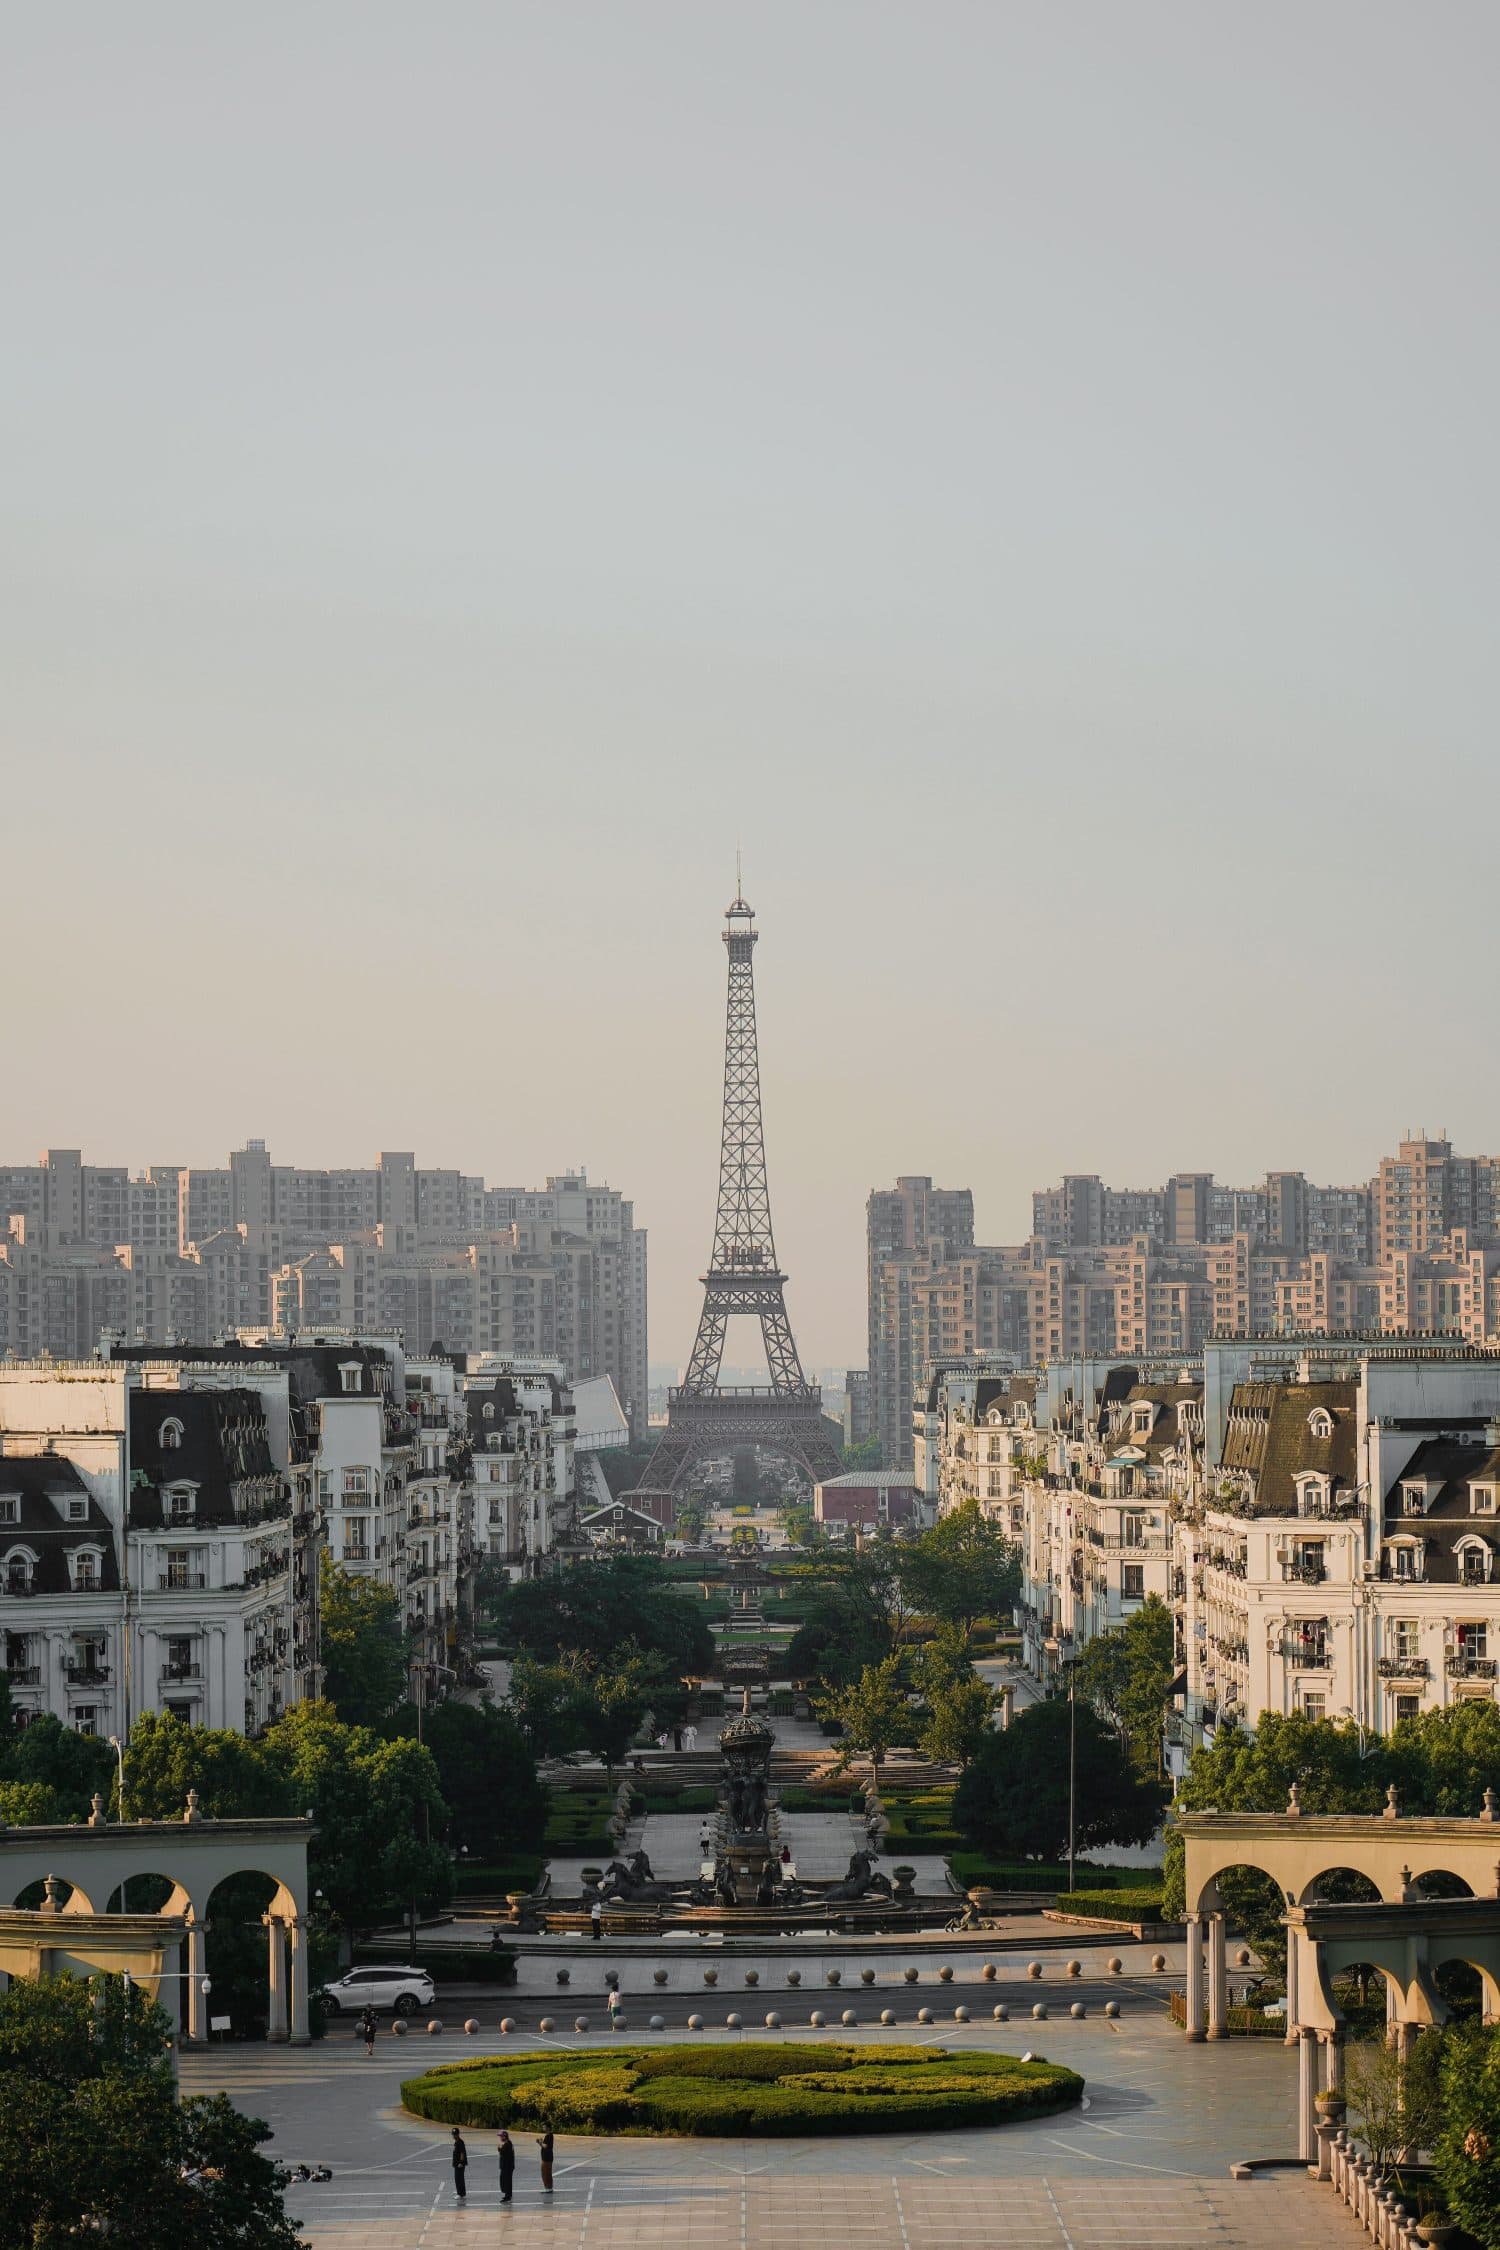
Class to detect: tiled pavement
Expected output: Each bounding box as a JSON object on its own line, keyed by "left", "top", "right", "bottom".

{"left": 184, "top": 2010, "right": 1366, "bottom": 2248}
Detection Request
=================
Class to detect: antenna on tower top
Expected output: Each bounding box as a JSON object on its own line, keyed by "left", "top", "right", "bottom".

{"left": 736, "top": 841, "right": 743, "bottom": 904}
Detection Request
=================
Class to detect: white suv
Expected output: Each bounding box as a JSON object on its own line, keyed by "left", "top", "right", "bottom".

{"left": 319, "top": 1965, "right": 436, "bottom": 2017}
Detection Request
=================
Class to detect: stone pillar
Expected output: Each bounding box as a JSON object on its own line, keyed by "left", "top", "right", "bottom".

{"left": 1298, "top": 2028, "right": 1319, "bottom": 2165}
{"left": 1285, "top": 1921, "right": 1300, "bottom": 2047}
{"left": 265, "top": 1914, "right": 288, "bottom": 2041}
{"left": 1324, "top": 2031, "right": 1344, "bottom": 2093}
{"left": 184, "top": 1912, "right": 209, "bottom": 2045}
{"left": 1184, "top": 1913, "right": 1206, "bottom": 2039}
{"left": 1207, "top": 1911, "right": 1228, "bottom": 2039}
{"left": 999, "top": 1685, "right": 1015, "bottom": 1731}
{"left": 287, "top": 1915, "right": 310, "bottom": 2046}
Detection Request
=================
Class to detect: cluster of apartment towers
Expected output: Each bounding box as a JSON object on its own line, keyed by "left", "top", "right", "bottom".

{"left": 864, "top": 1141, "right": 1500, "bottom": 1763}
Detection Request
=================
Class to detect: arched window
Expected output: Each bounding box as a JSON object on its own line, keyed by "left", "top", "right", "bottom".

{"left": 1457, "top": 1538, "right": 1492, "bottom": 1586}
{"left": 1307, "top": 1408, "right": 1333, "bottom": 1440}
{"left": 3, "top": 1548, "right": 36, "bottom": 1593}
{"left": 483, "top": 1402, "right": 495, "bottom": 1421}
{"left": 159, "top": 1418, "right": 184, "bottom": 1450}
{"left": 72, "top": 1547, "right": 102, "bottom": 1591}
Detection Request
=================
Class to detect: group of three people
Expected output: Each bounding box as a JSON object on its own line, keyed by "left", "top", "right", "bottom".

{"left": 449, "top": 2123, "right": 553, "bottom": 2203}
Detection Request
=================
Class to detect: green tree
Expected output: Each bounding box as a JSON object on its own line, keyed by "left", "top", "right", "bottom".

{"left": 318, "top": 1553, "right": 408, "bottom": 1727}
{"left": 0, "top": 1779, "right": 61, "bottom": 1825}
{"left": 1436, "top": 2023, "right": 1500, "bottom": 2245}
{"left": 259, "top": 1701, "right": 450, "bottom": 1934}
{"left": 954, "top": 1695, "right": 1165, "bottom": 1863}
{"left": 384, "top": 1699, "right": 546, "bottom": 1863}
{"left": 816, "top": 1654, "right": 911, "bottom": 1789}
{"left": 898, "top": 1500, "right": 1020, "bottom": 1639}
{"left": 500, "top": 1553, "right": 714, "bottom": 1676}
{"left": 507, "top": 1653, "right": 589, "bottom": 1758}
{"left": 919, "top": 1672, "right": 999, "bottom": 1768}
{"left": 121, "top": 1710, "right": 285, "bottom": 1822}
{"left": 1, "top": 1711, "right": 116, "bottom": 1820}
{"left": 1390, "top": 1697, "right": 1500, "bottom": 1815}
{"left": 1346, "top": 2027, "right": 1446, "bottom": 2170}
{"left": 1074, "top": 1596, "right": 1176, "bottom": 1779}
{"left": 0, "top": 1975, "right": 303, "bottom": 2249}
{"left": 841, "top": 1436, "right": 883, "bottom": 1470}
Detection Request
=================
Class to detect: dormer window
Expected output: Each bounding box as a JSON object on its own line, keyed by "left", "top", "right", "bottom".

{"left": 1307, "top": 1408, "right": 1334, "bottom": 1440}
{"left": 1385, "top": 1539, "right": 1422, "bottom": 1582}
{"left": 1132, "top": 1405, "right": 1153, "bottom": 1437}
{"left": 1296, "top": 1474, "right": 1330, "bottom": 1518}
{"left": 339, "top": 1363, "right": 361, "bottom": 1395}
{"left": 159, "top": 1417, "right": 184, "bottom": 1450}
{"left": 4, "top": 1549, "right": 35, "bottom": 1593}
{"left": 163, "top": 1485, "right": 196, "bottom": 1523}
{"left": 1402, "top": 1484, "right": 1427, "bottom": 1517}
{"left": 67, "top": 1499, "right": 87, "bottom": 1523}
{"left": 482, "top": 1402, "right": 495, "bottom": 1421}
{"left": 72, "top": 1549, "right": 101, "bottom": 1591}
{"left": 1472, "top": 1486, "right": 1498, "bottom": 1516}
{"left": 0, "top": 1499, "right": 16, "bottom": 1526}
{"left": 1458, "top": 1539, "right": 1493, "bottom": 1586}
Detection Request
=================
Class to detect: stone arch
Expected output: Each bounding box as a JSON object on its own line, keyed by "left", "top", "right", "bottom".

{"left": 1297, "top": 1864, "right": 1385, "bottom": 1908}
{"left": 10, "top": 1873, "right": 98, "bottom": 1915}
{"left": 102, "top": 1871, "right": 192, "bottom": 1917}
{"left": 1407, "top": 1866, "right": 1476, "bottom": 1900}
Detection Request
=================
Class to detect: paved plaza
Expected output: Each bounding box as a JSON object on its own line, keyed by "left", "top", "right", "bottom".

{"left": 181, "top": 2006, "right": 1365, "bottom": 2248}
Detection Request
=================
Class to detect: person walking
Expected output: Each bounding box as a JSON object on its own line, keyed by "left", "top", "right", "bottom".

{"left": 359, "top": 2005, "right": 377, "bottom": 2057}
{"left": 606, "top": 1985, "right": 622, "bottom": 2029}
{"left": 590, "top": 1899, "right": 603, "bottom": 1943}
{"left": 497, "top": 2128, "right": 515, "bottom": 2204}
{"left": 537, "top": 2123, "right": 554, "bottom": 2195}
{"left": 450, "top": 2127, "right": 469, "bottom": 2204}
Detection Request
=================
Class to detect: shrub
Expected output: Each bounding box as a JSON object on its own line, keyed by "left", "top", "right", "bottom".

{"left": 1052, "top": 1889, "right": 1166, "bottom": 1923}
{"left": 401, "top": 2042, "right": 1083, "bottom": 2137}
{"left": 453, "top": 1857, "right": 545, "bottom": 1898}
{"left": 357, "top": 1945, "right": 518, "bottom": 1986}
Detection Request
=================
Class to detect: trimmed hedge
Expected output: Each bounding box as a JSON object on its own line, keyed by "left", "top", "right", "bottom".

{"left": 453, "top": 1858, "right": 545, "bottom": 1899}
{"left": 949, "top": 1853, "right": 1164, "bottom": 1893}
{"left": 357, "top": 1946, "right": 518, "bottom": 1986}
{"left": 1052, "top": 1890, "right": 1165, "bottom": 1923}
{"left": 402, "top": 2041, "right": 1083, "bottom": 2137}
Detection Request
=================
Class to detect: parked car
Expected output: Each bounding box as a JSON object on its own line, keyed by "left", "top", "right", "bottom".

{"left": 318, "top": 1965, "right": 435, "bottom": 2016}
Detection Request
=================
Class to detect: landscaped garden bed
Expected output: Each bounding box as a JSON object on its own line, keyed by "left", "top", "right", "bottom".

{"left": 402, "top": 2041, "right": 1083, "bottom": 2136}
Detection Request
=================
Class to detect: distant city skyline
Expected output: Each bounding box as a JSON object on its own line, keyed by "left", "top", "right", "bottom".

{"left": 7, "top": 8, "right": 1500, "bottom": 1372}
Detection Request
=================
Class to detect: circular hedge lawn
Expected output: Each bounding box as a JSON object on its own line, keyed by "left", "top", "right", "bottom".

{"left": 401, "top": 2041, "right": 1083, "bottom": 2137}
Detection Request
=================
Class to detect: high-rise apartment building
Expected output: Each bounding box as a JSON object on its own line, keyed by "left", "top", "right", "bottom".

{"left": 866, "top": 1178, "right": 974, "bottom": 1467}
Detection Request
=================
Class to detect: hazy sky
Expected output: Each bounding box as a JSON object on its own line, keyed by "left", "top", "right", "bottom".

{"left": 5, "top": 5, "right": 1500, "bottom": 1372}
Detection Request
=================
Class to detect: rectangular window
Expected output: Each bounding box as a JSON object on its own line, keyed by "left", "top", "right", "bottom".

{"left": 1302, "top": 1692, "right": 1326, "bottom": 1721}
{"left": 0, "top": 1500, "right": 15, "bottom": 1525}
{"left": 73, "top": 1554, "right": 97, "bottom": 1591}
{"left": 1395, "top": 1695, "right": 1421, "bottom": 1723}
{"left": 1122, "top": 1564, "right": 1144, "bottom": 1599}
{"left": 166, "top": 1490, "right": 195, "bottom": 1522}
{"left": 1458, "top": 1622, "right": 1489, "bottom": 1659}
{"left": 1393, "top": 1619, "right": 1419, "bottom": 1660}
{"left": 67, "top": 1498, "right": 88, "bottom": 1522}
{"left": 343, "top": 1519, "right": 369, "bottom": 1561}
{"left": 342, "top": 1469, "right": 369, "bottom": 1499}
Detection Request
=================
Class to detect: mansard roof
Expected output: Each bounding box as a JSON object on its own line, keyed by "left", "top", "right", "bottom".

{"left": 127, "top": 1386, "right": 276, "bottom": 1528}
{"left": 1220, "top": 1379, "right": 1358, "bottom": 1515}
{"left": 0, "top": 1455, "right": 120, "bottom": 1592}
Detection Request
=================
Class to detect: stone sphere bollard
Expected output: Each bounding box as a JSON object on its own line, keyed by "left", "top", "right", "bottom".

{"left": 1065, "top": 1960, "right": 1082, "bottom": 1979}
{"left": 556, "top": 1968, "right": 570, "bottom": 1985}
{"left": 1027, "top": 1962, "right": 1043, "bottom": 1980}
{"left": 904, "top": 1967, "right": 919, "bottom": 1983}
{"left": 917, "top": 2006, "right": 934, "bottom": 2025}
{"left": 726, "top": 2013, "right": 743, "bottom": 2029}
{"left": 464, "top": 2019, "right": 480, "bottom": 2036}
{"left": 653, "top": 1968, "right": 668, "bottom": 1985}
{"left": 954, "top": 2005, "right": 969, "bottom": 2022}
{"left": 687, "top": 2013, "right": 704, "bottom": 2031}
{"left": 810, "top": 2010, "right": 826, "bottom": 2027}
{"left": 744, "top": 1970, "right": 759, "bottom": 1987}
{"left": 500, "top": 2018, "right": 516, "bottom": 2036}
{"left": 827, "top": 1969, "right": 842, "bottom": 1986}
{"left": 1104, "top": 2001, "right": 1120, "bottom": 2018}
{"left": 787, "top": 1969, "right": 802, "bottom": 1986}
{"left": 649, "top": 2015, "right": 665, "bottom": 2031}
{"left": 938, "top": 1966, "right": 954, "bottom": 1984}
{"left": 538, "top": 2017, "right": 554, "bottom": 2033}
{"left": 982, "top": 1963, "right": 996, "bottom": 1982}
{"left": 574, "top": 2016, "right": 590, "bottom": 2033}
{"left": 1032, "top": 2003, "right": 1047, "bottom": 2020}
{"left": 427, "top": 2020, "right": 443, "bottom": 2036}
{"left": 841, "top": 2009, "right": 859, "bottom": 2027}
{"left": 860, "top": 1968, "right": 876, "bottom": 1985}
{"left": 613, "top": 2016, "right": 628, "bottom": 2032}
{"left": 391, "top": 2019, "right": 408, "bottom": 2037}
{"left": 1152, "top": 1953, "right": 1167, "bottom": 1972}
{"left": 604, "top": 1971, "right": 620, "bottom": 1990}
{"left": 993, "top": 2004, "right": 1008, "bottom": 2022}
{"left": 704, "top": 1968, "right": 718, "bottom": 1986}
{"left": 1107, "top": 1958, "right": 1123, "bottom": 1975}
{"left": 764, "top": 2011, "right": 782, "bottom": 2029}
{"left": 1070, "top": 2002, "right": 1086, "bottom": 2019}
{"left": 880, "top": 2008, "right": 896, "bottom": 2026}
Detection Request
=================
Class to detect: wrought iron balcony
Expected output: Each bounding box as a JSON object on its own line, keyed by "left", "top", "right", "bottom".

{"left": 1283, "top": 1641, "right": 1331, "bottom": 1669}
{"left": 5, "top": 1664, "right": 40, "bottom": 1685}
{"left": 158, "top": 1571, "right": 207, "bottom": 1591}
{"left": 1447, "top": 1654, "right": 1497, "bottom": 1679}
{"left": 161, "top": 1661, "right": 201, "bottom": 1682}
{"left": 1377, "top": 1655, "right": 1429, "bottom": 1678}
{"left": 1282, "top": 1558, "right": 1328, "bottom": 1584}
{"left": 65, "top": 1662, "right": 111, "bottom": 1685}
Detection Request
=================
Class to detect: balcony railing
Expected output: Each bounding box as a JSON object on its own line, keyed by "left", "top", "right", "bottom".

{"left": 65, "top": 1662, "right": 111, "bottom": 1685}
{"left": 1283, "top": 1642, "right": 1331, "bottom": 1669}
{"left": 1377, "top": 1655, "right": 1429, "bottom": 1678}
{"left": 1447, "top": 1654, "right": 1497, "bottom": 1679}
{"left": 161, "top": 1661, "right": 202, "bottom": 1682}
{"left": 5, "top": 1664, "right": 40, "bottom": 1685}
{"left": 158, "top": 1572, "right": 207, "bottom": 1591}
{"left": 1282, "top": 1558, "right": 1328, "bottom": 1584}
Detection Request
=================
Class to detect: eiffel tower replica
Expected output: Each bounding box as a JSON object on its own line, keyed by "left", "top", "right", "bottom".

{"left": 630, "top": 878, "right": 843, "bottom": 1526}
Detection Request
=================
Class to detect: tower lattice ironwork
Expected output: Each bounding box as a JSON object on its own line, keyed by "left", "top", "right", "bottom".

{"left": 629, "top": 883, "right": 843, "bottom": 1521}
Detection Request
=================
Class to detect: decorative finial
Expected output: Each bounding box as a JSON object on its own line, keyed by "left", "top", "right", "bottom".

{"left": 742, "top": 1686, "right": 752, "bottom": 1716}
{"left": 1483, "top": 1788, "right": 1497, "bottom": 1824}
{"left": 183, "top": 1787, "right": 202, "bottom": 1824}
{"left": 1384, "top": 1783, "right": 1400, "bottom": 1820}
{"left": 1400, "top": 1864, "right": 1414, "bottom": 1900}
{"left": 87, "top": 1792, "right": 105, "bottom": 1828}
{"left": 41, "top": 1874, "right": 61, "bottom": 1913}
{"left": 1286, "top": 1783, "right": 1301, "bottom": 1816}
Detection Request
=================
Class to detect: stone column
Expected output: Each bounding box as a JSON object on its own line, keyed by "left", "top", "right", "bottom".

{"left": 1207, "top": 1911, "right": 1228, "bottom": 2039}
{"left": 1184, "top": 1913, "right": 1207, "bottom": 2039}
{"left": 265, "top": 1914, "right": 288, "bottom": 2041}
{"left": 1324, "top": 2031, "right": 1344, "bottom": 2093}
{"left": 1285, "top": 1921, "right": 1301, "bottom": 2047}
{"left": 999, "top": 1685, "right": 1015, "bottom": 1731}
{"left": 184, "top": 1912, "right": 209, "bottom": 2045}
{"left": 287, "top": 1915, "right": 310, "bottom": 2046}
{"left": 1298, "top": 2027, "right": 1320, "bottom": 2164}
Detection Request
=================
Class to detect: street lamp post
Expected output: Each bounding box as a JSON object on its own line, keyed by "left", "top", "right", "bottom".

{"left": 108, "top": 1734, "right": 127, "bottom": 1822}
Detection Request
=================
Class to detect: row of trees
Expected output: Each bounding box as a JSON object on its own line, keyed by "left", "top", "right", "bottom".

{"left": 786, "top": 1500, "right": 1021, "bottom": 1685}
